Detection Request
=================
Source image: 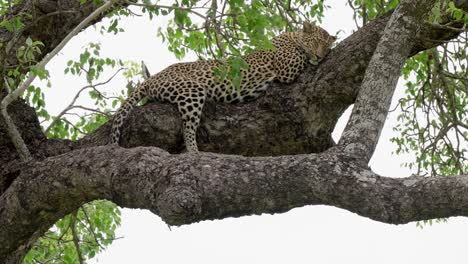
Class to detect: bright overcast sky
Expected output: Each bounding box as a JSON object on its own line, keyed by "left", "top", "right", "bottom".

{"left": 35, "top": 1, "right": 468, "bottom": 263}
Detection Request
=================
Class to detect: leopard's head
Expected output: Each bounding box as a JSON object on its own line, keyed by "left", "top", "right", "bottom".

{"left": 298, "top": 21, "right": 336, "bottom": 64}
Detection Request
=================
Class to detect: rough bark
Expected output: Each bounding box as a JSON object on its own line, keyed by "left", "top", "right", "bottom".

{"left": 2, "top": 146, "right": 468, "bottom": 263}
{"left": 0, "top": 0, "right": 467, "bottom": 262}
{"left": 339, "top": 0, "right": 436, "bottom": 161}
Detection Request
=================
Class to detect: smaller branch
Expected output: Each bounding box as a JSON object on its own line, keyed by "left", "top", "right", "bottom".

{"left": 275, "top": 0, "right": 298, "bottom": 24}
{"left": 428, "top": 21, "right": 467, "bottom": 32}
{"left": 42, "top": 234, "right": 124, "bottom": 244}
{"left": 29, "top": 10, "right": 79, "bottom": 29}
{"left": 124, "top": 7, "right": 143, "bottom": 17}
{"left": 64, "top": 112, "right": 88, "bottom": 119}
{"left": 62, "top": 118, "right": 87, "bottom": 135}
{"left": 45, "top": 90, "right": 88, "bottom": 134}
{"left": 45, "top": 68, "right": 123, "bottom": 133}
{"left": 347, "top": 0, "right": 362, "bottom": 29}
{"left": 80, "top": 206, "right": 105, "bottom": 250}
{"left": 208, "top": 0, "right": 225, "bottom": 57}
{"left": 70, "top": 105, "right": 110, "bottom": 117}
{"left": 1, "top": 80, "right": 32, "bottom": 161}
{"left": 362, "top": 1, "right": 367, "bottom": 26}
{"left": 70, "top": 212, "right": 85, "bottom": 264}
{"left": 125, "top": 1, "right": 207, "bottom": 19}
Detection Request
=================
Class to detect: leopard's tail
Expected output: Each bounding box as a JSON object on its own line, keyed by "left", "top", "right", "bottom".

{"left": 110, "top": 88, "right": 146, "bottom": 144}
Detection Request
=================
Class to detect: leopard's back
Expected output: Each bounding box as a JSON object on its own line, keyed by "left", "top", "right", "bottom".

{"left": 146, "top": 51, "right": 276, "bottom": 104}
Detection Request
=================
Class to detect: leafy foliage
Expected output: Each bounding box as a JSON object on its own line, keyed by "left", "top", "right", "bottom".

{"left": 394, "top": 45, "right": 467, "bottom": 176}
{"left": 23, "top": 201, "right": 121, "bottom": 264}
{"left": 393, "top": 3, "right": 467, "bottom": 176}
{"left": 348, "top": 0, "right": 399, "bottom": 27}
{"left": 138, "top": 0, "right": 328, "bottom": 87}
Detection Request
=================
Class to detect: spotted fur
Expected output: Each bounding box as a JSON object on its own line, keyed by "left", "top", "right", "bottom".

{"left": 110, "top": 22, "right": 336, "bottom": 152}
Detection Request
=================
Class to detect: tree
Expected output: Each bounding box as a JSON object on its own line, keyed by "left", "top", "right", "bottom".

{"left": 0, "top": 0, "right": 467, "bottom": 263}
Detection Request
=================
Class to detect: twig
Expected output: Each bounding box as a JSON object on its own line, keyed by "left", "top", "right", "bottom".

{"left": 62, "top": 118, "right": 87, "bottom": 135}
{"left": 125, "top": 1, "right": 207, "bottom": 19}
{"left": 45, "top": 68, "right": 123, "bottom": 133}
{"left": 428, "top": 21, "right": 467, "bottom": 32}
{"left": 80, "top": 205, "right": 105, "bottom": 250}
{"left": 209, "top": 0, "right": 225, "bottom": 57}
{"left": 70, "top": 105, "right": 110, "bottom": 117}
{"left": 70, "top": 212, "right": 85, "bottom": 264}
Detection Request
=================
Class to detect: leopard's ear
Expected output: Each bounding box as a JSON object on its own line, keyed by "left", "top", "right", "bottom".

{"left": 331, "top": 36, "right": 337, "bottom": 42}
{"left": 302, "top": 21, "right": 314, "bottom": 33}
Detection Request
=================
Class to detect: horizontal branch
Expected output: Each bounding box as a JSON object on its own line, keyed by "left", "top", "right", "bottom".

{"left": 1, "top": 145, "right": 468, "bottom": 261}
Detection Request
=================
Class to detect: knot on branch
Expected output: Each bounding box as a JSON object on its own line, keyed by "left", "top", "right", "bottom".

{"left": 341, "top": 142, "right": 371, "bottom": 163}
{"left": 156, "top": 186, "right": 202, "bottom": 226}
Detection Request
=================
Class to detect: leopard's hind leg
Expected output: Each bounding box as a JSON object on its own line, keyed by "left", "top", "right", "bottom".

{"left": 174, "top": 85, "right": 206, "bottom": 152}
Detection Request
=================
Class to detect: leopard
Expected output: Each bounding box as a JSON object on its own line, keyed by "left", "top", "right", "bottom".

{"left": 110, "top": 22, "right": 336, "bottom": 152}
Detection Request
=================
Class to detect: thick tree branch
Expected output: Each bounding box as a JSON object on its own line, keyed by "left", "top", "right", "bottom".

{"left": 1, "top": 3, "right": 464, "bottom": 202}
{"left": 1, "top": 145, "right": 468, "bottom": 262}
{"left": 339, "top": 0, "right": 436, "bottom": 161}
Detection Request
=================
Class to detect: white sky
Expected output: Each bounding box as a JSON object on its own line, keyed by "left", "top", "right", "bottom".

{"left": 34, "top": 1, "right": 468, "bottom": 263}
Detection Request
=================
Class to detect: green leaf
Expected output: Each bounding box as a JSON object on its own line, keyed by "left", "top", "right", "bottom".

{"left": 26, "top": 37, "right": 33, "bottom": 46}
{"left": 12, "top": 17, "right": 24, "bottom": 30}
{"left": 0, "top": 19, "right": 13, "bottom": 31}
